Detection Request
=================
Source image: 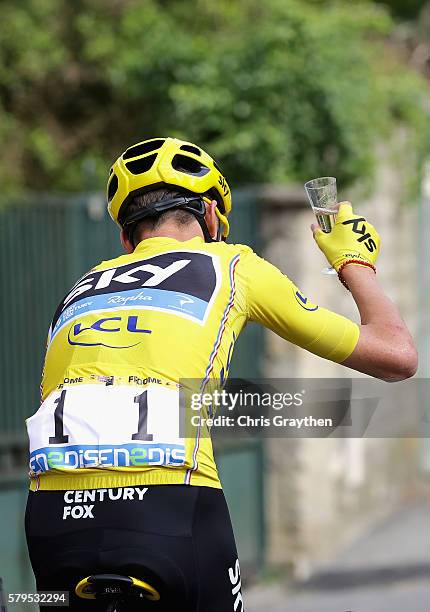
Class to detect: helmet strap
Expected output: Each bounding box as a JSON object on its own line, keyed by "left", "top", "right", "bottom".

{"left": 194, "top": 215, "right": 219, "bottom": 243}
{"left": 122, "top": 196, "right": 222, "bottom": 245}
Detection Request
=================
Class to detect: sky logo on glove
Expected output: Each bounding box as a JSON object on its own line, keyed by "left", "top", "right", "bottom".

{"left": 342, "top": 217, "right": 378, "bottom": 253}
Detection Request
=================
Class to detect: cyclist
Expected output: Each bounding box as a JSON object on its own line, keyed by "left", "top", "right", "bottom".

{"left": 25, "top": 137, "right": 417, "bottom": 611}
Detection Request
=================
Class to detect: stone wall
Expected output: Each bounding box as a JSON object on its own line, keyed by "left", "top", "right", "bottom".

{"left": 258, "top": 148, "right": 423, "bottom": 576}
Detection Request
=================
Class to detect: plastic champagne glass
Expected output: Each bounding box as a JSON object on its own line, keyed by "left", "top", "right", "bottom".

{"left": 304, "top": 176, "right": 338, "bottom": 275}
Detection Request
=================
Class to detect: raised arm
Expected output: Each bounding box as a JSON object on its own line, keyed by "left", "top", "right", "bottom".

{"left": 243, "top": 202, "right": 417, "bottom": 382}
{"left": 340, "top": 266, "right": 417, "bottom": 380}
{"left": 312, "top": 202, "right": 417, "bottom": 381}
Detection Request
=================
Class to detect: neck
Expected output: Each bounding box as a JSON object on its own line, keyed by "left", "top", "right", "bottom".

{"left": 137, "top": 220, "right": 204, "bottom": 243}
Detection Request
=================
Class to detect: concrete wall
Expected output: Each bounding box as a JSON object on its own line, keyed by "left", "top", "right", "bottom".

{"left": 258, "top": 148, "right": 423, "bottom": 577}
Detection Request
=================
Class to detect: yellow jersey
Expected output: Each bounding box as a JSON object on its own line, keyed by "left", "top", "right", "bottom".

{"left": 27, "top": 236, "right": 359, "bottom": 491}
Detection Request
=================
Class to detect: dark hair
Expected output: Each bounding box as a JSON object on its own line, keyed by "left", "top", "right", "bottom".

{"left": 124, "top": 188, "right": 196, "bottom": 246}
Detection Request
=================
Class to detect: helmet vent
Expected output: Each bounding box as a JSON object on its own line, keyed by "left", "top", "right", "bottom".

{"left": 180, "top": 144, "right": 201, "bottom": 156}
{"left": 107, "top": 174, "right": 118, "bottom": 202}
{"left": 123, "top": 139, "right": 165, "bottom": 160}
{"left": 125, "top": 154, "right": 158, "bottom": 175}
{"left": 172, "top": 154, "right": 210, "bottom": 177}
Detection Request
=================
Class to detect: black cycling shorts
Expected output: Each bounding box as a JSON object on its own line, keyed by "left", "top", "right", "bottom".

{"left": 25, "top": 485, "right": 244, "bottom": 612}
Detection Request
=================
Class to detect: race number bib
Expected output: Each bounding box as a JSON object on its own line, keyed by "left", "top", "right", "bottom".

{"left": 26, "top": 385, "right": 185, "bottom": 475}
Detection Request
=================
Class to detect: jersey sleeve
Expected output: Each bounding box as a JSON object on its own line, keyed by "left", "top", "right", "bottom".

{"left": 242, "top": 249, "right": 359, "bottom": 363}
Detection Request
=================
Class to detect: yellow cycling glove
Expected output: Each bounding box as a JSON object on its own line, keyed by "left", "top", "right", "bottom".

{"left": 313, "top": 202, "right": 380, "bottom": 288}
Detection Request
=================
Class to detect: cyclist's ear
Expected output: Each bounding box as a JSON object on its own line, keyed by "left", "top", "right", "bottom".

{"left": 120, "top": 229, "right": 134, "bottom": 254}
{"left": 205, "top": 199, "right": 219, "bottom": 240}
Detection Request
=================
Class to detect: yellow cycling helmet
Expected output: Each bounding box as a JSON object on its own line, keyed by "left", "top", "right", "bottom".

{"left": 107, "top": 137, "right": 231, "bottom": 240}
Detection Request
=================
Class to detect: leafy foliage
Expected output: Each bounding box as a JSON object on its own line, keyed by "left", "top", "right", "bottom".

{"left": 374, "top": 0, "right": 428, "bottom": 20}
{"left": 0, "top": 0, "right": 428, "bottom": 195}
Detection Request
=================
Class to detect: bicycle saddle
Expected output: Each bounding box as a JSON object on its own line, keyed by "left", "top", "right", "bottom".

{"left": 75, "top": 574, "right": 160, "bottom": 602}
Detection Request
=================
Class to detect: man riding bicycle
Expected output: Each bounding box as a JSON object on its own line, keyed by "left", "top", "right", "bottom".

{"left": 25, "top": 137, "right": 417, "bottom": 611}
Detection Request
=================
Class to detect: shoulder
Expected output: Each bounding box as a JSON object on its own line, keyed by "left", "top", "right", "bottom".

{"left": 207, "top": 241, "right": 256, "bottom": 260}
{"left": 90, "top": 253, "right": 131, "bottom": 272}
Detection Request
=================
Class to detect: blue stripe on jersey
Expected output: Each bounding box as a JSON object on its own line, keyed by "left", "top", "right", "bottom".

{"left": 51, "top": 288, "right": 209, "bottom": 340}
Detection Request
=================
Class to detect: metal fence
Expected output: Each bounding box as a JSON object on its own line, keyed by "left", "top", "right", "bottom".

{"left": 0, "top": 189, "right": 265, "bottom": 597}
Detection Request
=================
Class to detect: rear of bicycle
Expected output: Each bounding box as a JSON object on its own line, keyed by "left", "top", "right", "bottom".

{"left": 75, "top": 574, "right": 161, "bottom": 612}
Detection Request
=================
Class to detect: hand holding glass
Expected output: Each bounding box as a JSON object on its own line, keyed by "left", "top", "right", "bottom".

{"left": 304, "top": 176, "right": 338, "bottom": 275}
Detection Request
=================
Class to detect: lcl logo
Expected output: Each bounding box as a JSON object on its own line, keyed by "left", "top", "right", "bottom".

{"left": 68, "top": 315, "right": 151, "bottom": 349}
{"left": 342, "top": 217, "right": 377, "bottom": 253}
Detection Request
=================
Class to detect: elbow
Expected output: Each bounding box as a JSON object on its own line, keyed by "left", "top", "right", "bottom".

{"left": 382, "top": 342, "right": 418, "bottom": 382}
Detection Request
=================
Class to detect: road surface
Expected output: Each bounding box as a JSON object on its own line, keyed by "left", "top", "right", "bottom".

{"left": 246, "top": 501, "right": 430, "bottom": 612}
